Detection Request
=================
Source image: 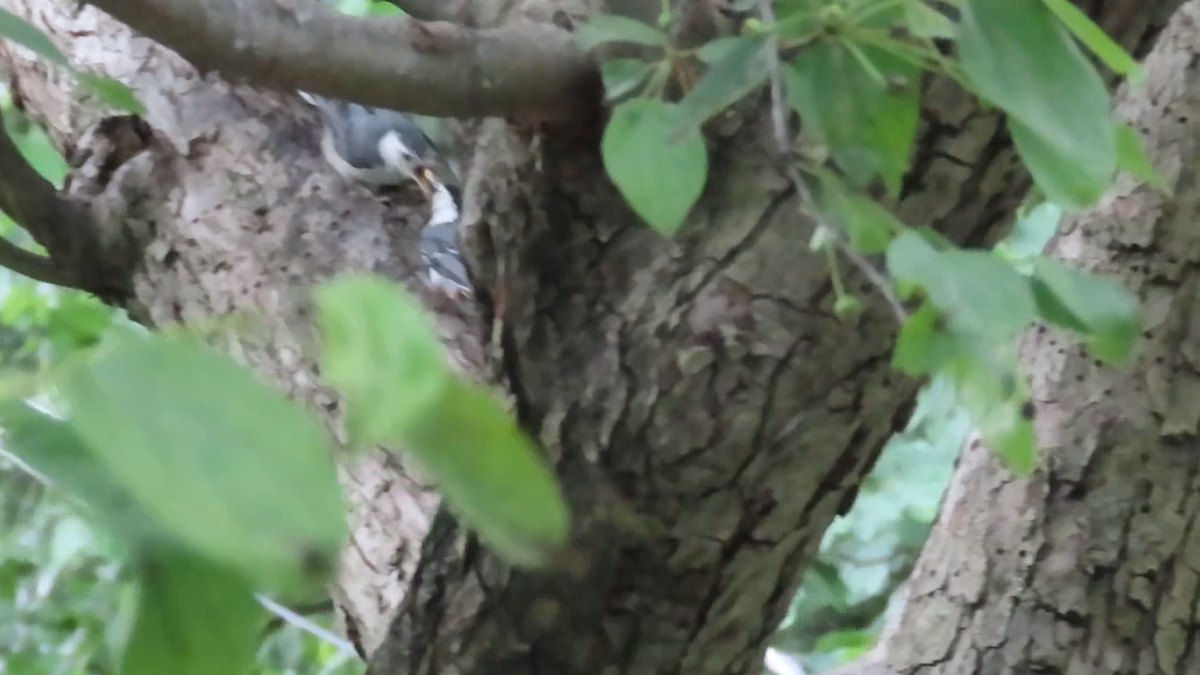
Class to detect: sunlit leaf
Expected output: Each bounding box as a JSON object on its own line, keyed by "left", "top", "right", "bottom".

{"left": 602, "top": 98, "right": 708, "bottom": 235}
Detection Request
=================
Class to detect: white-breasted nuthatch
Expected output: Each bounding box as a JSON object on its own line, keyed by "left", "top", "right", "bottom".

{"left": 298, "top": 91, "right": 457, "bottom": 189}
{"left": 415, "top": 166, "right": 472, "bottom": 298}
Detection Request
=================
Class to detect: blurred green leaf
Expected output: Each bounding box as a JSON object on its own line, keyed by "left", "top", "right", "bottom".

{"left": 892, "top": 302, "right": 959, "bottom": 375}
{"left": 817, "top": 179, "right": 899, "bottom": 254}
{"left": 889, "top": 232, "right": 1036, "bottom": 342}
{"left": 904, "top": 2, "right": 957, "bottom": 38}
{"left": 1040, "top": 0, "right": 1142, "bottom": 80}
{"left": 316, "top": 275, "right": 450, "bottom": 449}
{"left": 602, "top": 98, "right": 708, "bottom": 235}
{"left": 0, "top": 400, "right": 161, "bottom": 544}
{"left": 959, "top": 0, "right": 1115, "bottom": 208}
{"left": 673, "top": 34, "right": 770, "bottom": 131}
{"left": 1114, "top": 122, "right": 1171, "bottom": 196}
{"left": 316, "top": 275, "right": 571, "bottom": 569}
{"left": 573, "top": 15, "right": 668, "bottom": 51}
{"left": 600, "top": 58, "right": 655, "bottom": 102}
{"left": 120, "top": 549, "right": 260, "bottom": 675}
{"left": 78, "top": 74, "right": 146, "bottom": 115}
{"left": 1029, "top": 258, "right": 1140, "bottom": 364}
{"left": 944, "top": 353, "right": 1035, "bottom": 475}
{"left": 403, "top": 378, "right": 572, "bottom": 568}
{"left": 0, "top": 8, "right": 68, "bottom": 66}
{"left": 784, "top": 39, "right": 918, "bottom": 190}
{"left": 57, "top": 334, "right": 347, "bottom": 596}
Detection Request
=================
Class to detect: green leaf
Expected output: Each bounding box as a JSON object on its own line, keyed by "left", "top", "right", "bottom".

{"left": 784, "top": 39, "right": 918, "bottom": 190}
{"left": 893, "top": 302, "right": 960, "bottom": 375}
{"left": 78, "top": 74, "right": 146, "bottom": 115}
{"left": 401, "top": 378, "right": 572, "bottom": 568}
{"left": 959, "top": 0, "right": 1116, "bottom": 208}
{"left": 816, "top": 178, "right": 900, "bottom": 254}
{"left": 1009, "top": 118, "right": 1111, "bottom": 210}
{"left": 944, "top": 352, "right": 1035, "bottom": 475}
{"left": 314, "top": 274, "right": 571, "bottom": 568}
{"left": 1114, "top": 122, "right": 1171, "bottom": 196}
{"left": 1039, "top": 0, "right": 1142, "bottom": 80}
{"left": 573, "top": 15, "right": 668, "bottom": 51}
{"left": 57, "top": 334, "right": 347, "bottom": 596}
{"left": 366, "top": 0, "right": 403, "bottom": 16}
{"left": 120, "top": 550, "right": 260, "bottom": 675}
{"left": 0, "top": 8, "right": 68, "bottom": 66}
{"left": 0, "top": 400, "right": 163, "bottom": 545}
{"left": 315, "top": 274, "right": 450, "bottom": 449}
{"left": 673, "top": 34, "right": 770, "bottom": 131}
{"left": 602, "top": 98, "right": 708, "bottom": 235}
{"left": 904, "top": 2, "right": 957, "bottom": 39}
{"left": 1029, "top": 257, "right": 1140, "bottom": 364}
{"left": 695, "top": 36, "right": 745, "bottom": 63}
{"left": 888, "top": 232, "right": 1036, "bottom": 341}
{"left": 600, "top": 58, "right": 655, "bottom": 101}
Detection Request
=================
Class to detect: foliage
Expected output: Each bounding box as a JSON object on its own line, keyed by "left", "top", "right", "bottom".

{"left": 578, "top": 0, "right": 1149, "bottom": 473}
{"left": 0, "top": 1, "right": 1160, "bottom": 675}
{"left": 776, "top": 199, "right": 1062, "bottom": 673}
{"left": 0, "top": 104, "right": 358, "bottom": 675}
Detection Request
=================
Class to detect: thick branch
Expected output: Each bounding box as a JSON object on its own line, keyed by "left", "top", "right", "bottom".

{"left": 85, "top": 0, "right": 599, "bottom": 120}
{"left": 0, "top": 118, "right": 86, "bottom": 289}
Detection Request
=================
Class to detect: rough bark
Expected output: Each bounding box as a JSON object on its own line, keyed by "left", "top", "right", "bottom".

{"left": 0, "top": 2, "right": 1184, "bottom": 675}
{"left": 843, "top": 3, "right": 1200, "bottom": 674}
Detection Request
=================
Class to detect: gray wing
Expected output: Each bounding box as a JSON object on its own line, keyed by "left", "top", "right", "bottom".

{"left": 420, "top": 223, "right": 472, "bottom": 294}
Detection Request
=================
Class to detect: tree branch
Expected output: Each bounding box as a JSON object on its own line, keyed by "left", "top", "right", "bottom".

{"left": 84, "top": 0, "right": 600, "bottom": 121}
{"left": 0, "top": 120, "right": 85, "bottom": 289}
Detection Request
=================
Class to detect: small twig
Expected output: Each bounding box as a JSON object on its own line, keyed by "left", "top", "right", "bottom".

{"left": 757, "top": 0, "right": 907, "bottom": 324}
{"left": 255, "top": 594, "right": 360, "bottom": 659}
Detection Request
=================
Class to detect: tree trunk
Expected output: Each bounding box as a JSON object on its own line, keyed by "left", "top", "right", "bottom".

{"left": 0, "top": 1, "right": 1187, "bottom": 675}
{"left": 844, "top": 3, "right": 1200, "bottom": 673}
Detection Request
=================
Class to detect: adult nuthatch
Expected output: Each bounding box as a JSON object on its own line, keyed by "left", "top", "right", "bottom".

{"left": 298, "top": 91, "right": 457, "bottom": 190}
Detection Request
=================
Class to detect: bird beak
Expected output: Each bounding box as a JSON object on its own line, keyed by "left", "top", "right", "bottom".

{"left": 413, "top": 166, "right": 436, "bottom": 198}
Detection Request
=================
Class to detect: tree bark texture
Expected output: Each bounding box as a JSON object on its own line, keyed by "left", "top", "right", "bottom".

{"left": 841, "top": 3, "right": 1200, "bottom": 674}
{"left": 0, "top": 1, "right": 1184, "bottom": 675}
